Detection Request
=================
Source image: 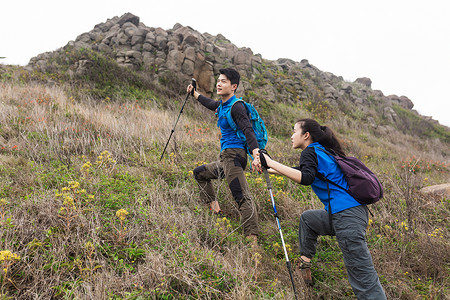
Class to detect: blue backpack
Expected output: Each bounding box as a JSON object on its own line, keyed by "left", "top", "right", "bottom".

{"left": 217, "top": 97, "right": 268, "bottom": 157}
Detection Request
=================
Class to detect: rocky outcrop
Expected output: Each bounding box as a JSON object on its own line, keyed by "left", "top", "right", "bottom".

{"left": 29, "top": 13, "right": 258, "bottom": 96}
{"left": 28, "top": 12, "right": 434, "bottom": 128}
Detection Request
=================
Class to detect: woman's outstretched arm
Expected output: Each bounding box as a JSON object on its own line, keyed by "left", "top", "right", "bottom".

{"left": 261, "top": 153, "right": 302, "bottom": 184}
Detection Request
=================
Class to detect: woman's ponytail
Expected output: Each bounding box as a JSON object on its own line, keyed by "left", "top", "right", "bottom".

{"left": 297, "top": 119, "right": 345, "bottom": 156}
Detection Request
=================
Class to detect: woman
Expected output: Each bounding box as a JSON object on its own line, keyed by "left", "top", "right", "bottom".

{"left": 259, "top": 118, "right": 386, "bottom": 299}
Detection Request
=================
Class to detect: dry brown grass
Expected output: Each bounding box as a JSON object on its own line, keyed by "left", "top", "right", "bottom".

{"left": 0, "top": 79, "right": 449, "bottom": 299}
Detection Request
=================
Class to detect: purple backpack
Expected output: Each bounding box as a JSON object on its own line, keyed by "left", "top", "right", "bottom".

{"left": 317, "top": 148, "right": 383, "bottom": 205}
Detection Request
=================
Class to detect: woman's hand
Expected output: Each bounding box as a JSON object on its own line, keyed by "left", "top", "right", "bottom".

{"left": 259, "top": 149, "right": 302, "bottom": 183}
{"left": 259, "top": 150, "right": 273, "bottom": 169}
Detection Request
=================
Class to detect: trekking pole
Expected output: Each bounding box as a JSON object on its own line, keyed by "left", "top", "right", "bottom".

{"left": 259, "top": 150, "right": 298, "bottom": 299}
{"left": 159, "top": 78, "right": 196, "bottom": 161}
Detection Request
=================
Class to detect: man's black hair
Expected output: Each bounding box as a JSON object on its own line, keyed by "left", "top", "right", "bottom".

{"left": 219, "top": 68, "right": 240, "bottom": 91}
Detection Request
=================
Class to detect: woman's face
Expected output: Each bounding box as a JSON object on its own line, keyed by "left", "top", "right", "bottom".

{"left": 291, "top": 123, "right": 303, "bottom": 149}
{"left": 291, "top": 122, "right": 309, "bottom": 149}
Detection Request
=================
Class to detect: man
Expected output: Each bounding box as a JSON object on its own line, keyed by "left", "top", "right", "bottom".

{"left": 187, "top": 68, "right": 261, "bottom": 244}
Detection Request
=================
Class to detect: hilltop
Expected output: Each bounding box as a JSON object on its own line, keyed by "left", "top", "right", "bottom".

{"left": 0, "top": 13, "right": 449, "bottom": 299}
{"left": 27, "top": 13, "right": 449, "bottom": 141}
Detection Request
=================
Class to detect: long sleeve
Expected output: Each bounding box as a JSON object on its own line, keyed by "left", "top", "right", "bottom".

{"left": 197, "top": 94, "right": 220, "bottom": 111}
{"left": 293, "top": 147, "right": 318, "bottom": 185}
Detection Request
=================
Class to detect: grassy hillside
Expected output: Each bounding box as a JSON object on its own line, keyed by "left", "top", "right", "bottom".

{"left": 0, "top": 62, "right": 449, "bottom": 299}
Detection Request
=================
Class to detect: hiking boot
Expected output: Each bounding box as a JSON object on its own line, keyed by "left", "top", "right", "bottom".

{"left": 210, "top": 208, "right": 225, "bottom": 217}
{"left": 209, "top": 201, "right": 222, "bottom": 215}
{"left": 296, "top": 257, "right": 313, "bottom": 286}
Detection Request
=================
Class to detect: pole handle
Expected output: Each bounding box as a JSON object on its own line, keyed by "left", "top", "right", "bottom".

{"left": 262, "top": 167, "right": 273, "bottom": 190}
{"left": 191, "top": 78, "right": 197, "bottom": 96}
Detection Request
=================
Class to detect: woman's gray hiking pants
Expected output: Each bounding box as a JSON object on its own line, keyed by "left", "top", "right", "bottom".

{"left": 299, "top": 205, "right": 387, "bottom": 300}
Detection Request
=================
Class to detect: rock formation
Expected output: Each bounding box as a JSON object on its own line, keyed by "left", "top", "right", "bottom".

{"left": 28, "top": 12, "right": 433, "bottom": 128}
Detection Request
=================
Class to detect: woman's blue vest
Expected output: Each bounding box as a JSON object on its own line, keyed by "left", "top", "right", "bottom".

{"left": 308, "top": 142, "right": 361, "bottom": 214}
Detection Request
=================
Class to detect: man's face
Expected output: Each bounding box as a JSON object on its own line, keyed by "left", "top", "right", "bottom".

{"left": 216, "top": 74, "right": 236, "bottom": 97}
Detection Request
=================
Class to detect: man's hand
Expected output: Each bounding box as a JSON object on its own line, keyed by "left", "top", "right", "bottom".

{"left": 251, "top": 148, "right": 262, "bottom": 173}
{"left": 187, "top": 84, "right": 200, "bottom": 100}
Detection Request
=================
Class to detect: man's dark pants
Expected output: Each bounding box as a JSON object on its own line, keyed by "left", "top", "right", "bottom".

{"left": 193, "top": 148, "right": 259, "bottom": 236}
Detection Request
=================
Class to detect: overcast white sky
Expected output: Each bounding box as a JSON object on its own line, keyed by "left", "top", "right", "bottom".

{"left": 2, "top": 0, "right": 449, "bottom": 127}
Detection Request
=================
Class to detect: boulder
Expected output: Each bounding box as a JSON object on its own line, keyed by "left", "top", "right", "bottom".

{"left": 399, "top": 96, "right": 414, "bottom": 109}
{"left": 355, "top": 77, "right": 372, "bottom": 88}
{"left": 341, "top": 83, "right": 352, "bottom": 94}
{"left": 420, "top": 183, "right": 450, "bottom": 197}
{"left": 324, "top": 84, "right": 338, "bottom": 99}
{"left": 383, "top": 106, "right": 397, "bottom": 123}
{"left": 300, "top": 59, "right": 311, "bottom": 68}
{"left": 387, "top": 95, "right": 414, "bottom": 109}
{"left": 166, "top": 50, "right": 185, "bottom": 70}
{"left": 131, "top": 34, "right": 145, "bottom": 46}
{"left": 145, "top": 32, "right": 156, "bottom": 45}
{"left": 194, "top": 61, "right": 214, "bottom": 96}
{"left": 373, "top": 90, "right": 384, "bottom": 97}
{"left": 181, "top": 59, "right": 195, "bottom": 75}
{"left": 142, "top": 52, "right": 155, "bottom": 65}
{"left": 118, "top": 13, "right": 139, "bottom": 27}
{"left": 184, "top": 47, "right": 196, "bottom": 62}
{"left": 233, "top": 49, "right": 252, "bottom": 65}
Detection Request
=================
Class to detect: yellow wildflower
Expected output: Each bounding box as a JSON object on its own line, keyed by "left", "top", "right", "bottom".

{"left": 273, "top": 242, "right": 281, "bottom": 251}
{"left": 116, "top": 209, "right": 129, "bottom": 221}
{"left": 81, "top": 161, "right": 92, "bottom": 171}
{"left": 84, "top": 241, "right": 95, "bottom": 252}
{"left": 285, "top": 243, "right": 292, "bottom": 253}
{"left": 68, "top": 181, "right": 80, "bottom": 190}
{"left": 63, "top": 195, "right": 75, "bottom": 207}
{"left": 0, "top": 250, "right": 20, "bottom": 261}
{"left": 400, "top": 221, "right": 408, "bottom": 231}
{"left": 252, "top": 252, "right": 262, "bottom": 264}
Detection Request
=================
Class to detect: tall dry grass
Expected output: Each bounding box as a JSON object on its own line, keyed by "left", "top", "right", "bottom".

{"left": 0, "top": 79, "right": 449, "bottom": 299}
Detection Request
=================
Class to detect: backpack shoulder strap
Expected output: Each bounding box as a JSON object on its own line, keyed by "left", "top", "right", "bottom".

{"left": 313, "top": 146, "right": 349, "bottom": 193}
{"left": 317, "top": 173, "right": 348, "bottom": 192}
{"left": 225, "top": 97, "right": 245, "bottom": 132}
{"left": 316, "top": 147, "right": 339, "bottom": 158}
